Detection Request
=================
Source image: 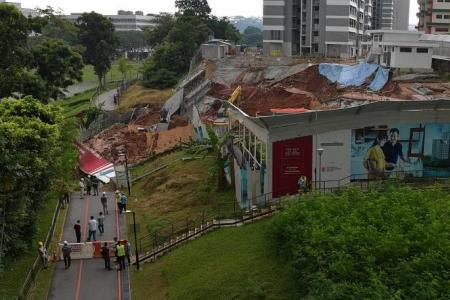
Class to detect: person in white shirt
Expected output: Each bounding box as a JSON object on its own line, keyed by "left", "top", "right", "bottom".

{"left": 87, "top": 216, "right": 98, "bottom": 241}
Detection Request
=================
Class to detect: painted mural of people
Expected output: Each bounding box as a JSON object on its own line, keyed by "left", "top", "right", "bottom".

{"left": 363, "top": 133, "right": 387, "bottom": 180}
{"left": 382, "top": 128, "right": 410, "bottom": 172}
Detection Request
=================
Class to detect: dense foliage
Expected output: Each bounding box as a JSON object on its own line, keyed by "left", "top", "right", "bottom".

{"left": 76, "top": 12, "right": 117, "bottom": 88}
{"left": 271, "top": 187, "right": 450, "bottom": 299}
{"left": 0, "top": 4, "right": 84, "bottom": 102}
{"left": 0, "top": 98, "right": 78, "bottom": 266}
{"left": 142, "top": 0, "right": 241, "bottom": 89}
{"left": 242, "top": 26, "right": 263, "bottom": 47}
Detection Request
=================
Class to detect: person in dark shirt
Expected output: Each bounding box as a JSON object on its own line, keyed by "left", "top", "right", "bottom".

{"left": 101, "top": 242, "right": 112, "bottom": 270}
{"left": 382, "top": 128, "right": 410, "bottom": 171}
{"left": 74, "top": 220, "right": 81, "bottom": 243}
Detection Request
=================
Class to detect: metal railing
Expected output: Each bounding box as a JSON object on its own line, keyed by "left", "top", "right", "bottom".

{"left": 15, "top": 200, "right": 62, "bottom": 300}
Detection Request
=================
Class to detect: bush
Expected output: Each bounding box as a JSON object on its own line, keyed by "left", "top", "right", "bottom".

{"left": 143, "top": 68, "right": 178, "bottom": 89}
{"left": 271, "top": 186, "right": 450, "bottom": 299}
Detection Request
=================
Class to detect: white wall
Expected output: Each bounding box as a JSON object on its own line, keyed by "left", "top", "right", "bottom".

{"left": 312, "top": 130, "right": 352, "bottom": 188}
{"left": 391, "top": 46, "right": 432, "bottom": 69}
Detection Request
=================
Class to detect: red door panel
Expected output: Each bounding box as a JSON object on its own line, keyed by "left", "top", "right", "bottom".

{"left": 272, "top": 136, "right": 312, "bottom": 198}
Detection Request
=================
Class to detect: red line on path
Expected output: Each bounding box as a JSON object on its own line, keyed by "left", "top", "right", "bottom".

{"left": 75, "top": 195, "right": 91, "bottom": 300}
{"left": 115, "top": 196, "right": 123, "bottom": 300}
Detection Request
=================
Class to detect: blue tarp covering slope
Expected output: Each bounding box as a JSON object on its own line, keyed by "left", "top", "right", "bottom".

{"left": 319, "top": 63, "right": 389, "bottom": 91}
{"left": 319, "top": 63, "right": 379, "bottom": 87}
{"left": 368, "top": 67, "right": 390, "bottom": 91}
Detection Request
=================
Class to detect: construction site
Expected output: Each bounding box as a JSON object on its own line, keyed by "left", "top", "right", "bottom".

{"left": 80, "top": 54, "right": 450, "bottom": 168}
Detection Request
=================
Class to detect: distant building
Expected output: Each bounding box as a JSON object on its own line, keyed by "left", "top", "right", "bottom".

{"left": 417, "top": 0, "right": 450, "bottom": 34}
{"left": 64, "top": 12, "right": 157, "bottom": 31}
{"left": 0, "top": 0, "right": 38, "bottom": 17}
{"left": 263, "top": 0, "right": 374, "bottom": 58}
{"left": 366, "top": 30, "right": 437, "bottom": 70}
{"left": 372, "top": 0, "right": 410, "bottom": 31}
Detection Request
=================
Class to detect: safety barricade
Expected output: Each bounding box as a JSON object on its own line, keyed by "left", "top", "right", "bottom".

{"left": 57, "top": 241, "right": 117, "bottom": 260}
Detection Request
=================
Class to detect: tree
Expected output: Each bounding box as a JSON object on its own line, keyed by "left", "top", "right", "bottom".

{"left": 0, "top": 98, "right": 77, "bottom": 264}
{"left": 175, "top": 0, "right": 211, "bottom": 20}
{"left": 146, "top": 13, "right": 176, "bottom": 47}
{"left": 207, "top": 16, "right": 241, "bottom": 43}
{"left": 242, "top": 26, "right": 263, "bottom": 47}
{"left": 77, "top": 12, "right": 117, "bottom": 88}
{"left": 117, "top": 57, "right": 132, "bottom": 81}
{"left": 32, "top": 39, "right": 83, "bottom": 99}
{"left": 35, "top": 6, "right": 79, "bottom": 45}
{"left": 115, "top": 30, "right": 149, "bottom": 52}
{"left": 0, "top": 4, "right": 83, "bottom": 102}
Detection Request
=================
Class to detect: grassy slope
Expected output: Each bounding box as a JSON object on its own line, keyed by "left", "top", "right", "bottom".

{"left": 129, "top": 150, "right": 235, "bottom": 235}
{"left": 0, "top": 193, "right": 58, "bottom": 299}
{"left": 131, "top": 219, "right": 297, "bottom": 300}
{"left": 118, "top": 83, "right": 172, "bottom": 111}
{"left": 58, "top": 88, "right": 96, "bottom": 118}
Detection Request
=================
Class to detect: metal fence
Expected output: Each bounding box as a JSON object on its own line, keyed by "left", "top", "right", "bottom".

{"left": 15, "top": 201, "right": 62, "bottom": 300}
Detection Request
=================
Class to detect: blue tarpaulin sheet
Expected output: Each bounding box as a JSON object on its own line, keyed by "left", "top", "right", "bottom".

{"left": 368, "top": 67, "right": 390, "bottom": 91}
{"left": 319, "top": 63, "right": 379, "bottom": 87}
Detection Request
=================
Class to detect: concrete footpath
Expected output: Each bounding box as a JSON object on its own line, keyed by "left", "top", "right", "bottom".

{"left": 47, "top": 192, "right": 130, "bottom": 300}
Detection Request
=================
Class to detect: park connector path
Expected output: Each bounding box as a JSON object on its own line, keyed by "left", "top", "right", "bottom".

{"left": 47, "top": 192, "right": 130, "bottom": 300}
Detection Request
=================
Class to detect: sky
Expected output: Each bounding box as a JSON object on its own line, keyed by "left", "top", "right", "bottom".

{"left": 20, "top": 0, "right": 419, "bottom": 24}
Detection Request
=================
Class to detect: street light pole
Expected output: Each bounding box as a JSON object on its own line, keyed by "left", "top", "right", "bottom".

{"left": 317, "top": 148, "right": 324, "bottom": 191}
{"left": 120, "top": 151, "right": 131, "bottom": 196}
{"left": 131, "top": 211, "right": 139, "bottom": 270}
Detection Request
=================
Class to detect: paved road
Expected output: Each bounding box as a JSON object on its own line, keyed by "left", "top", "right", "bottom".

{"left": 96, "top": 89, "right": 117, "bottom": 111}
{"left": 48, "top": 192, "right": 130, "bottom": 300}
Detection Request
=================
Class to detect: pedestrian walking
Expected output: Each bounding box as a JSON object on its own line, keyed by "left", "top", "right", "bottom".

{"left": 115, "top": 191, "right": 122, "bottom": 213}
{"left": 86, "top": 176, "right": 92, "bottom": 195}
{"left": 116, "top": 241, "right": 126, "bottom": 270}
{"left": 38, "top": 241, "right": 48, "bottom": 269}
{"left": 101, "top": 242, "right": 112, "bottom": 270}
{"left": 62, "top": 241, "right": 72, "bottom": 269}
{"left": 100, "top": 192, "right": 108, "bottom": 215}
{"left": 59, "top": 194, "right": 65, "bottom": 209}
{"left": 98, "top": 212, "right": 105, "bottom": 236}
{"left": 74, "top": 220, "right": 81, "bottom": 243}
{"left": 92, "top": 176, "right": 99, "bottom": 196}
{"left": 113, "top": 237, "right": 119, "bottom": 264}
{"left": 64, "top": 192, "right": 70, "bottom": 205}
{"left": 87, "top": 216, "right": 97, "bottom": 241}
{"left": 124, "top": 240, "right": 131, "bottom": 265}
{"left": 120, "top": 193, "right": 128, "bottom": 214}
{"left": 79, "top": 178, "right": 84, "bottom": 199}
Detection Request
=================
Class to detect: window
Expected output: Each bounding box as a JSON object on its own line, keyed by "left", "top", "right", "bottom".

{"left": 400, "top": 47, "right": 412, "bottom": 53}
{"left": 436, "top": 28, "right": 449, "bottom": 32}
{"left": 445, "top": 15, "right": 450, "bottom": 19}
{"left": 417, "top": 48, "right": 429, "bottom": 53}
{"left": 270, "top": 30, "right": 281, "bottom": 40}
{"left": 437, "top": 15, "right": 443, "bottom": 19}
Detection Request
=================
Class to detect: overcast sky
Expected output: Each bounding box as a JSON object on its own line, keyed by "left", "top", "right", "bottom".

{"left": 20, "top": 0, "right": 419, "bottom": 24}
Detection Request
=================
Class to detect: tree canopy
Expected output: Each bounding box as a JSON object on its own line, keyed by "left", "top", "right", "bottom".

{"left": 175, "top": 0, "right": 211, "bottom": 20}
{"left": 0, "top": 4, "right": 84, "bottom": 102}
{"left": 0, "top": 98, "right": 77, "bottom": 262}
{"left": 76, "top": 12, "right": 117, "bottom": 87}
{"left": 271, "top": 187, "right": 450, "bottom": 299}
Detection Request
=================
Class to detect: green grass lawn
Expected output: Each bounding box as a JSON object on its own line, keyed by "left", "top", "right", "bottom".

{"left": 57, "top": 88, "right": 96, "bottom": 118}
{"left": 81, "top": 60, "right": 142, "bottom": 84}
{"left": 131, "top": 219, "right": 298, "bottom": 300}
{"left": 0, "top": 193, "right": 58, "bottom": 299}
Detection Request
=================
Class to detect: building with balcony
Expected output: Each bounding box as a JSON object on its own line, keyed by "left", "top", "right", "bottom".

{"left": 417, "top": 0, "right": 450, "bottom": 34}
{"left": 263, "top": 0, "right": 374, "bottom": 58}
{"left": 65, "top": 12, "right": 157, "bottom": 31}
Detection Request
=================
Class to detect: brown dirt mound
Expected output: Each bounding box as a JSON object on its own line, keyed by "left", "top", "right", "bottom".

{"left": 133, "top": 107, "right": 161, "bottom": 127}
{"left": 168, "top": 115, "right": 190, "bottom": 130}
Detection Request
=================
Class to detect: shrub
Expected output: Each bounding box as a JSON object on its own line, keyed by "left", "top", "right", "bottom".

{"left": 271, "top": 186, "right": 450, "bottom": 299}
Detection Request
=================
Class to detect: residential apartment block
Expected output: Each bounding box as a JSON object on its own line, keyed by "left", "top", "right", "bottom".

{"left": 417, "top": 0, "right": 450, "bottom": 34}
{"left": 263, "top": 0, "right": 409, "bottom": 58}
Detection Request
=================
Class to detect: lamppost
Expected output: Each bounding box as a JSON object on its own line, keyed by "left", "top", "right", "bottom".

{"left": 317, "top": 148, "right": 324, "bottom": 191}
{"left": 119, "top": 151, "right": 131, "bottom": 195}
{"left": 125, "top": 210, "right": 139, "bottom": 270}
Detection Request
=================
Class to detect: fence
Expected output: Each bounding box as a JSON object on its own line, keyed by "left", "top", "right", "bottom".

{"left": 15, "top": 201, "right": 62, "bottom": 300}
{"left": 135, "top": 171, "right": 450, "bottom": 264}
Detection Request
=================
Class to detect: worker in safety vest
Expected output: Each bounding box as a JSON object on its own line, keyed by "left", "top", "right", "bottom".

{"left": 116, "top": 241, "right": 126, "bottom": 270}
